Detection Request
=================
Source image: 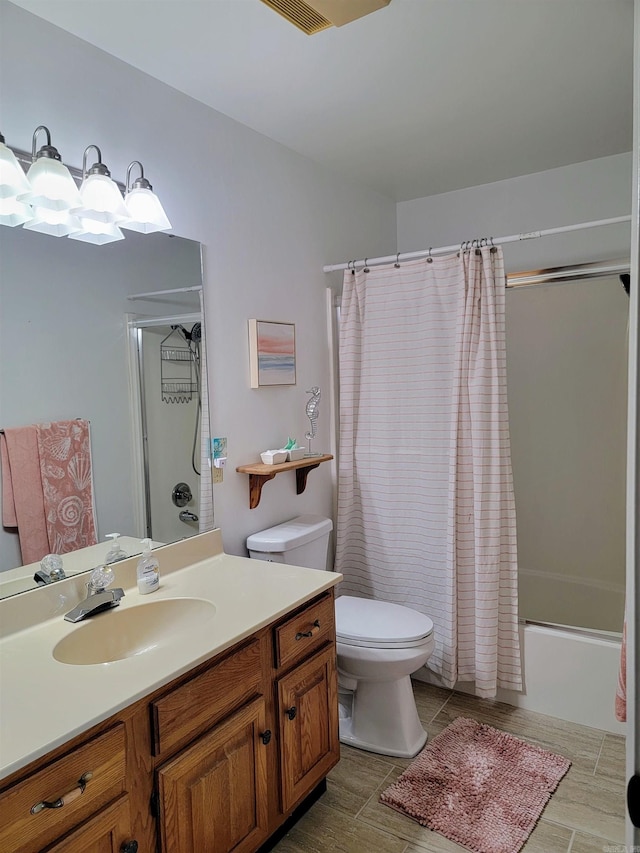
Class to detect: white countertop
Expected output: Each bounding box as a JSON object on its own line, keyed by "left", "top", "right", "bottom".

{"left": 0, "top": 531, "right": 342, "bottom": 781}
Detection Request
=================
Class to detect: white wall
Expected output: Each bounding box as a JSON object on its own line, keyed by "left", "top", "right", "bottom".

{"left": 398, "top": 154, "right": 632, "bottom": 272}
{"left": 398, "top": 155, "right": 631, "bottom": 633}
{"left": 0, "top": 3, "right": 397, "bottom": 558}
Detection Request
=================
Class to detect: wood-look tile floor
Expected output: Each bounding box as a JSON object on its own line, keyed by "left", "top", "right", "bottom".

{"left": 272, "top": 682, "right": 627, "bottom": 853}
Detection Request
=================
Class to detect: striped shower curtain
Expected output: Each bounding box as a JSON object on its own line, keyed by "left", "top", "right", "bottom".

{"left": 335, "top": 247, "right": 522, "bottom": 697}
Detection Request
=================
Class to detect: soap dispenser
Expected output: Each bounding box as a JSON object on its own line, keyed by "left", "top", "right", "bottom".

{"left": 137, "top": 538, "right": 160, "bottom": 595}
{"left": 105, "top": 533, "right": 127, "bottom": 564}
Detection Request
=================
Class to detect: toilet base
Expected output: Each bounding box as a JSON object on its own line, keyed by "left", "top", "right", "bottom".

{"left": 337, "top": 674, "right": 428, "bottom": 758}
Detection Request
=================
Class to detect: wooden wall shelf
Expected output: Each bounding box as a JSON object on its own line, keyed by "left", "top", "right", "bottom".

{"left": 236, "top": 454, "right": 333, "bottom": 509}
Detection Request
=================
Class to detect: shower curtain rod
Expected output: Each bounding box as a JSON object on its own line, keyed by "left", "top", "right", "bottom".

{"left": 322, "top": 214, "right": 632, "bottom": 273}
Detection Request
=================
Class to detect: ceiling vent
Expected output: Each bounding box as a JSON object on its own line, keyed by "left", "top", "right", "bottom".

{"left": 260, "top": 0, "right": 391, "bottom": 35}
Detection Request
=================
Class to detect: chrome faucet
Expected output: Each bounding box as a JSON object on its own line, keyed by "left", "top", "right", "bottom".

{"left": 63, "top": 565, "right": 125, "bottom": 623}
{"left": 34, "top": 554, "right": 66, "bottom": 586}
{"left": 179, "top": 509, "right": 199, "bottom": 523}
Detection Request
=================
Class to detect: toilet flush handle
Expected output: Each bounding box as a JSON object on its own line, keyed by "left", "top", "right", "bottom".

{"left": 295, "top": 620, "right": 320, "bottom": 641}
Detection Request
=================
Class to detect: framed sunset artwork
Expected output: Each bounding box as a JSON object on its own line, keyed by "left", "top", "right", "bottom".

{"left": 248, "top": 319, "right": 296, "bottom": 387}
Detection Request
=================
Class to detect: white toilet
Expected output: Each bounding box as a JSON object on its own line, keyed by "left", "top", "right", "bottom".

{"left": 247, "top": 515, "right": 435, "bottom": 758}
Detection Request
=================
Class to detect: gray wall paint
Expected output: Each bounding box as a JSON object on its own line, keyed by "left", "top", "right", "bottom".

{"left": 0, "top": 3, "right": 397, "bottom": 561}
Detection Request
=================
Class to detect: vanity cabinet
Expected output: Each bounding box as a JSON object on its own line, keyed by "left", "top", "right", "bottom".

{"left": 0, "top": 724, "right": 132, "bottom": 853}
{"left": 277, "top": 645, "right": 339, "bottom": 812}
{"left": 45, "top": 795, "right": 134, "bottom": 853}
{"left": 273, "top": 595, "right": 340, "bottom": 814}
{"left": 0, "top": 589, "right": 339, "bottom": 853}
{"left": 157, "top": 697, "right": 270, "bottom": 853}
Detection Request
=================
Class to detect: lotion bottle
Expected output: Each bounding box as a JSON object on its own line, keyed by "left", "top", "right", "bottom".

{"left": 137, "top": 538, "right": 160, "bottom": 594}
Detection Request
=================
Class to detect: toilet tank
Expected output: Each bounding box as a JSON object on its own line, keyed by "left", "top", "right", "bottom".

{"left": 246, "top": 515, "right": 333, "bottom": 570}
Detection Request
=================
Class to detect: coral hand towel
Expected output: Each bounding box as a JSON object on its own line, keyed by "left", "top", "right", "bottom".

{"left": 0, "top": 426, "right": 50, "bottom": 563}
{"left": 36, "top": 419, "right": 97, "bottom": 555}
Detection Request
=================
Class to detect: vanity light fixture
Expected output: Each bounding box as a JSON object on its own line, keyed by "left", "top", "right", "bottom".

{"left": 68, "top": 217, "right": 125, "bottom": 245}
{"left": 0, "top": 132, "right": 31, "bottom": 200}
{"left": 67, "top": 145, "right": 127, "bottom": 244}
{"left": 0, "top": 196, "right": 33, "bottom": 228}
{"left": 23, "top": 207, "right": 82, "bottom": 238}
{"left": 0, "top": 126, "right": 172, "bottom": 244}
{"left": 77, "top": 145, "right": 130, "bottom": 224}
{"left": 18, "top": 126, "right": 83, "bottom": 212}
{"left": 121, "top": 161, "right": 172, "bottom": 234}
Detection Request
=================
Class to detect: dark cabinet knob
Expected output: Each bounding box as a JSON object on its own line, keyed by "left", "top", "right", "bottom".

{"left": 121, "top": 842, "right": 139, "bottom": 853}
{"left": 261, "top": 729, "right": 272, "bottom": 745}
{"left": 286, "top": 706, "right": 297, "bottom": 721}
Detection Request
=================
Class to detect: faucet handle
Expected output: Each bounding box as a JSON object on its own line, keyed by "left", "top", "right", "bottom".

{"left": 87, "top": 564, "right": 115, "bottom": 593}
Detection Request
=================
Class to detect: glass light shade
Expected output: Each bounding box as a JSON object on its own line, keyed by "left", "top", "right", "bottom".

{"left": 0, "top": 196, "right": 33, "bottom": 227}
{"left": 68, "top": 217, "right": 124, "bottom": 245}
{"left": 121, "top": 187, "right": 171, "bottom": 233}
{"left": 20, "top": 157, "right": 82, "bottom": 212}
{"left": 79, "top": 173, "right": 129, "bottom": 223}
{"left": 23, "top": 206, "right": 81, "bottom": 237}
{"left": 0, "top": 142, "right": 31, "bottom": 200}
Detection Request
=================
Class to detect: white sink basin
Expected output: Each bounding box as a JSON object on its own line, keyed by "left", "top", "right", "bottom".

{"left": 53, "top": 597, "right": 216, "bottom": 665}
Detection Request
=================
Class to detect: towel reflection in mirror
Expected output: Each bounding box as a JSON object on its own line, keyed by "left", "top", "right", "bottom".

{"left": 0, "top": 418, "right": 96, "bottom": 565}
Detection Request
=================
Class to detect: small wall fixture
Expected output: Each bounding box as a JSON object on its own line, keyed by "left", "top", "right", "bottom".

{"left": 20, "top": 126, "right": 83, "bottom": 212}
{"left": 0, "top": 132, "right": 31, "bottom": 199}
{"left": 0, "top": 126, "right": 171, "bottom": 245}
{"left": 122, "top": 161, "right": 172, "bottom": 234}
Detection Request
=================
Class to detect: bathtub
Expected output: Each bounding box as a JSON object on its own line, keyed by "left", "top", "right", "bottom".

{"left": 414, "top": 620, "right": 625, "bottom": 735}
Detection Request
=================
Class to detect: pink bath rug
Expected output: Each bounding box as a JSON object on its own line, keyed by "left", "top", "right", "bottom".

{"left": 379, "top": 716, "right": 571, "bottom": 853}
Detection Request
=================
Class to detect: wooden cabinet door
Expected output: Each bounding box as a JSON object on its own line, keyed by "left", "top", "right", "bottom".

{"left": 45, "top": 795, "right": 133, "bottom": 853}
{"left": 277, "top": 645, "right": 340, "bottom": 813}
{"left": 157, "top": 697, "right": 270, "bottom": 853}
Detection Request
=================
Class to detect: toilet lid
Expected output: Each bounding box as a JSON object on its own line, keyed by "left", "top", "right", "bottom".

{"left": 335, "top": 596, "right": 434, "bottom": 649}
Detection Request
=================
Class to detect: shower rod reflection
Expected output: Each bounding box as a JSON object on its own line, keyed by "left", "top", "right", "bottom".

{"left": 127, "top": 286, "right": 202, "bottom": 301}
{"left": 323, "top": 215, "right": 632, "bottom": 273}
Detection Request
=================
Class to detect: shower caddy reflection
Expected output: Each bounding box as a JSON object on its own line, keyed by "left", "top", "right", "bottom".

{"left": 160, "top": 325, "right": 197, "bottom": 403}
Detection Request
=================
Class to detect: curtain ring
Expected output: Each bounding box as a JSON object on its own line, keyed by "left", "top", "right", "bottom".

{"left": 427, "top": 247, "right": 433, "bottom": 263}
{"left": 363, "top": 258, "right": 370, "bottom": 273}
{"left": 349, "top": 259, "right": 355, "bottom": 274}
{"left": 490, "top": 237, "right": 497, "bottom": 254}
{"left": 394, "top": 253, "right": 401, "bottom": 268}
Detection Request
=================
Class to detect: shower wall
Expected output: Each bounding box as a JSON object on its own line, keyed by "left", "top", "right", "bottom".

{"left": 141, "top": 327, "right": 201, "bottom": 544}
{"left": 505, "top": 276, "right": 628, "bottom": 633}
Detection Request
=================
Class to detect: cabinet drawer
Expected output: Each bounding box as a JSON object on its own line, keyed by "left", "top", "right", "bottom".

{"left": 0, "top": 724, "right": 126, "bottom": 853}
{"left": 274, "top": 593, "right": 335, "bottom": 670}
{"left": 151, "top": 636, "right": 266, "bottom": 758}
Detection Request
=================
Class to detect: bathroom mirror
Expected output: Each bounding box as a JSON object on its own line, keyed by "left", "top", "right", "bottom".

{"left": 0, "top": 225, "right": 209, "bottom": 598}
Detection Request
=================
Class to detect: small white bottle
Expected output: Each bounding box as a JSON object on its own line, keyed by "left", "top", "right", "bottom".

{"left": 137, "top": 538, "right": 160, "bottom": 595}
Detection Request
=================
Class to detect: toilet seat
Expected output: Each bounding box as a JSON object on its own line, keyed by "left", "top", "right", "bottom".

{"left": 336, "top": 595, "right": 434, "bottom": 649}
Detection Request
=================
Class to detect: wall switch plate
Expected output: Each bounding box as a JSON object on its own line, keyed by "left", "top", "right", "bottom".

{"left": 211, "top": 437, "right": 227, "bottom": 484}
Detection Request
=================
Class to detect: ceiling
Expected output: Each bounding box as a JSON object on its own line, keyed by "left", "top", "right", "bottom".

{"left": 9, "top": 0, "right": 634, "bottom": 202}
